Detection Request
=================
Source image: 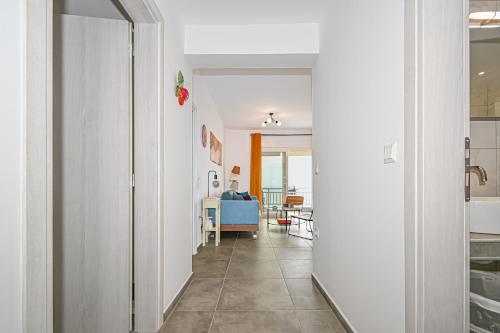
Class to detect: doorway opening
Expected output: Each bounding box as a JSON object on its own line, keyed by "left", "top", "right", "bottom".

{"left": 468, "top": 1, "right": 500, "bottom": 331}
{"left": 191, "top": 68, "right": 313, "bottom": 250}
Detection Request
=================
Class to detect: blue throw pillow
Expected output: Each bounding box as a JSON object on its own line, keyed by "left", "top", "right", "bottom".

{"left": 221, "top": 190, "right": 234, "bottom": 200}
{"left": 237, "top": 191, "right": 249, "bottom": 196}
{"left": 233, "top": 194, "right": 244, "bottom": 200}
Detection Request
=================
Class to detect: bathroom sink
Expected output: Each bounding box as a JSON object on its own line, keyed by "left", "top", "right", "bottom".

{"left": 471, "top": 197, "right": 500, "bottom": 235}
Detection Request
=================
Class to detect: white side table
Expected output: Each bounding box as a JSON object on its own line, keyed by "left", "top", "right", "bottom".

{"left": 202, "top": 197, "right": 220, "bottom": 246}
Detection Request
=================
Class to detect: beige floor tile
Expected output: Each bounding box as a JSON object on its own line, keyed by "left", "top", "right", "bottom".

{"left": 202, "top": 231, "right": 238, "bottom": 247}
{"left": 231, "top": 247, "right": 276, "bottom": 261}
{"left": 235, "top": 237, "right": 272, "bottom": 248}
{"left": 160, "top": 311, "right": 213, "bottom": 333}
{"left": 296, "top": 310, "right": 347, "bottom": 333}
{"left": 279, "top": 259, "right": 313, "bottom": 278}
{"left": 218, "top": 278, "right": 294, "bottom": 310}
{"left": 176, "top": 279, "right": 224, "bottom": 311}
{"left": 192, "top": 257, "right": 228, "bottom": 278}
{"left": 274, "top": 247, "right": 313, "bottom": 260}
{"left": 271, "top": 238, "right": 310, "bottom": 248}
{"left": 196, "top": 247, "right": 233, "bottom": 260}
{"left": 226, "top": 259, "right": 283, "bottom": 279}
{"left": 238, "top": 231, "right": 266, "bottom": 239}
{"left": 285, "top": 279, "right": 329, "bottom": 310}
{"left": 210, "top": 311, "right": 301, "bottom": 333}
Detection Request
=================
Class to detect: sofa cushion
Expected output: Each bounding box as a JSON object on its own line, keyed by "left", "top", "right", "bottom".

{"left": 233, "top": 194, "right": 244, "bottom": 200}
{"left": 221, "top": 190, "right": 235, "bottom": 200}
{"left": 242, "top": 193, "right": 252, "bottom": 200}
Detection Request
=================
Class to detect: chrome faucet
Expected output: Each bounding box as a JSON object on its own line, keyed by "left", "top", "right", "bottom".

{"left": 471, "top": 166, "right": 488, "bottom": 185}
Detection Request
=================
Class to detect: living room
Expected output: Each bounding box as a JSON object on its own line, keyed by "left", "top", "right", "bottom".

{"left": 191, "top": 68, "right": 313, "bottom": 250}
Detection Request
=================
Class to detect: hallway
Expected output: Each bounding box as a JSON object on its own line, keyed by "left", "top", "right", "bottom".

{"left": 161, "top": 223, "right": 345, "bottom": 333}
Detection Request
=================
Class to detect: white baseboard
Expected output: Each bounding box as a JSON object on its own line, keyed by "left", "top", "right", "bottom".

{"left": 311, "top": 273, "right": 356, "bottom": 333}
{"left": 161, "top": 273, "right": 194, "bottom": 323}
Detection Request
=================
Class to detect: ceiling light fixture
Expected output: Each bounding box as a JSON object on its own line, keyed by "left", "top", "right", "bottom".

{"left": 478, "top": 71, "right": 486, "bottom": 76}
{"left": 470, "top": 1, "right": 500, "bottom": 28}
{"left": 262, "top": 113, "right": 282, "bottom": 128}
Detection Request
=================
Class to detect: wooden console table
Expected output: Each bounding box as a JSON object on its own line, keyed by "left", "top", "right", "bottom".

{"left": 202, "top": 197, "right": 220, "bottom": 246}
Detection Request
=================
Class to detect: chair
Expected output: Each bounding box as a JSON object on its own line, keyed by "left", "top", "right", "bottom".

{"left": 277, "top": 196, "right": 304, "bottom": 231}
{"left": 284, "top": 195, "right": 304, "bottom": 209}
{"left": 289, "top": 210, "right": 313, "bottom": 240}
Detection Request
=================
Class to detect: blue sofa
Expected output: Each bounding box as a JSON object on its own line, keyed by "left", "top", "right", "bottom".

{"left": 218, "top": 190, "right": 260, "bottom": 232}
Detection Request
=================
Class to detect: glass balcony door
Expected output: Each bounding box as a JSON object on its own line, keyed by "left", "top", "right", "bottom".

{"left": 262, "top": 150, "right": 313, "bottom": 210}
{"left": 288, "top": 150, "right": 313, "bottom": 208}
{"left": 262, "top": 152, "right": 286, "bottom": 210}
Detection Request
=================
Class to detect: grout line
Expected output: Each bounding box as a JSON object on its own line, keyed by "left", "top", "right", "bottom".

{"left": 207, "top": 231, "right": 238, "bottom": 332}
{"left": 274, "top": 234, "right": 304, "bottom": 333}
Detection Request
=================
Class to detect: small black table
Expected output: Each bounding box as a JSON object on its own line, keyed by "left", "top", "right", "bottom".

{"left": 278, "top": 206, "right": 302, "bottom": 232}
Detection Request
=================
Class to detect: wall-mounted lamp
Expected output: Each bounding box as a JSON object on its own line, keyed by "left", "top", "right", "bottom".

{"left": 208, "top": 170, "right": 220, "bottom": 197}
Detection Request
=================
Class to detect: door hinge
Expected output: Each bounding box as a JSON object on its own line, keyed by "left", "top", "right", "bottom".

{"left": 465, "top": 137, "right": 470, "bottom": 202}
{"left": 131, "top": 173, "right": 135, "bottom": 188}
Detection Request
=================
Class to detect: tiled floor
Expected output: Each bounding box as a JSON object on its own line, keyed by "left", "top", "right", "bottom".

{"left": 160, "top": 222, "right": 345, "bottom": 333}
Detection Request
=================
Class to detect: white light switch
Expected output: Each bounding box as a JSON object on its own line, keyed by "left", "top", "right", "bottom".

{"left": 315, "top": 164, "right": 320, "bottom": 175}
{"left": 384, "top": 142, "right": 397, "bottom": 164}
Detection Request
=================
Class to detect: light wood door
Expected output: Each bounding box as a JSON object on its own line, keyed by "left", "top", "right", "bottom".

{"left": 53, "top": 14, "right": 132, "bottom": 333}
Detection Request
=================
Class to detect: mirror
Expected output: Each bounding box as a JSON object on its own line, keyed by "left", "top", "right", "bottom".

{"left": 470, "top": 1, "right": 500, "bottom": 118}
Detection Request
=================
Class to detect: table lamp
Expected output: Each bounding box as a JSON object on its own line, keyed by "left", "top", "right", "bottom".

{"left": 230, "top": 166, "right": 240, "bottom": 191}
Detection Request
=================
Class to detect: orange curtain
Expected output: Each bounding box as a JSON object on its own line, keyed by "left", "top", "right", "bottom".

{"left": 250, "top": 133, "right": 262, "bottom": 210}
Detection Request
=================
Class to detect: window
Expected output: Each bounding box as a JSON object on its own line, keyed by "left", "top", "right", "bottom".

{"left": 288, "top": 150, "right": 313, "bottom": 208}
{"left": 262, "top": 150, "right": 313, "bottom": 209}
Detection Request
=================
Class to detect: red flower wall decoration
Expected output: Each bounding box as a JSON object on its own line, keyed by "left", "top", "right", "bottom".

{"left": 175, "top": 70, "right": 190, "bottom": 106}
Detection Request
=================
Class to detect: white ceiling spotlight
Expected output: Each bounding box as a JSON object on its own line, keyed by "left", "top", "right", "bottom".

{"left": 262, "top": 113, "right": 282, "bottom": 127}
{"left": 478, "top": 71, "right": 486, "bottom": 76}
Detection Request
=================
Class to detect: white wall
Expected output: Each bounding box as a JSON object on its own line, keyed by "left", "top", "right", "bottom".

{"left": 469, "top": 120, "right": 500, "bottom": 196}
{"left": 185, "top": 24, "right": 319, "bottom": 55}
{"left": 185, "top": 24, "right": 319, "bottom": 69}
{"left": 224, "top": 130, "right": 252, "bottom": 192}
{"left": 193, "top": 75, "right": 225, "bottom": 247}
{"left": 312, "top": 1, "right": 405, "bottom": 332}
{"left": 156, "top": 0, "right": 194, "bottom": 311}
{"left": 0, "top": 1, "right": 22, "bottom": 332}
{"left": 224, "top": 129, "right": 312, "bottom": 193}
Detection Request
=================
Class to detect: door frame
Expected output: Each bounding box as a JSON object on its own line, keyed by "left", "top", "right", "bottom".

{"left": 404, "top": 0, "right": 469, "bottom": 331}
{"left": 22, "top": 0, "right": 165, "bottom": 332}
{"left": 191, "top": 102, "right": 199, "bottom": 255}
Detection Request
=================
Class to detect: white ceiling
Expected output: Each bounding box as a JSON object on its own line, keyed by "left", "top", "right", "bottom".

{"left": 195, "top": 69, "right": 312, "bottom": 130}
{"left": 174, "top": 0, "right": 328, "bottom": 25}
